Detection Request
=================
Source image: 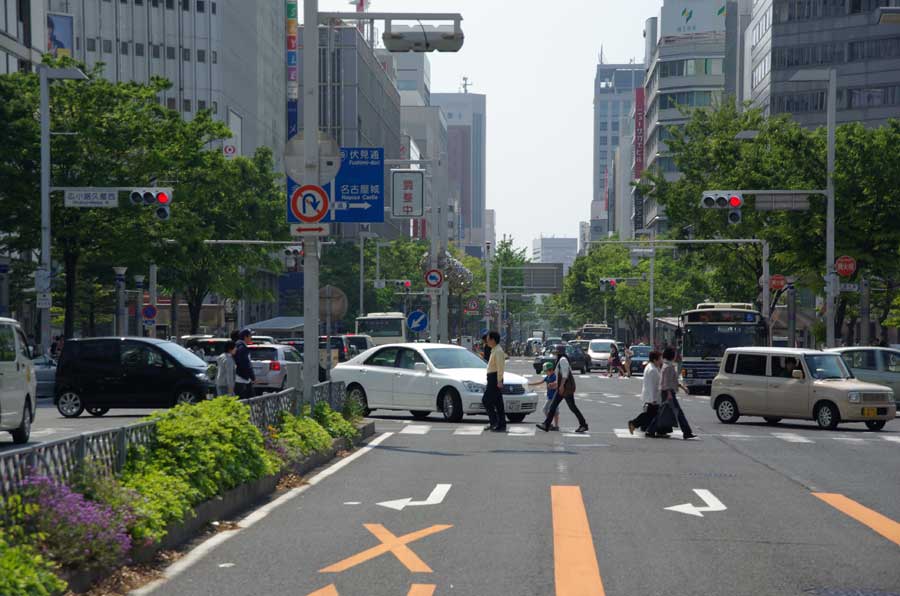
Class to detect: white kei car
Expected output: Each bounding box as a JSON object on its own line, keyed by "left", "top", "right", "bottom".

{"left": 331, "top": 343, "right": 539, "bottom": 423}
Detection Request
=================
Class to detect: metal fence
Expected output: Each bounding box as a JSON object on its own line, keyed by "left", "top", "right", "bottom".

{"left": 312, "top": 380, "right": 347, "bottom": 412}
{"left": 0, "top": 387, "right": 314, "bottom": 500}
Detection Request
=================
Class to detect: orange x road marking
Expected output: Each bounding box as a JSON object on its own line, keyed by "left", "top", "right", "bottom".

{"left": 320, "top": 524, "right": 452, "bottom": 574}
{"left": 308, "top": 584, "right": 435, "bottom": 596}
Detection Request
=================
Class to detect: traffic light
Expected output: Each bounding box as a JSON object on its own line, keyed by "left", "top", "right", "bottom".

{"left": 700, "top": 190, "right": 743, "bottom": 225}
{"left": 392, "top": 280, "right": 412, "bottom": 291}
{"left": 728, "top": 194, "right": 743, "bottom": 225}
{"left": 283, "top": 245, "right": 303, "bottom": 271}
{"left": 130, "top": 188, "right": 174, "bottom": 221}
{"left": 599, "top": 278, "right": 617, "bottom": 292}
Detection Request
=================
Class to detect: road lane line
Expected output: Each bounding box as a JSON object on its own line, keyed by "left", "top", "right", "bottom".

{"left": 551, "top": 486, "right": 606, "bottom": 596}
{"left": 408, "top": 585, "right": 436, "bottom": 596}
{"left": 454, "top": 426, "right": 484, "bottom": 436}
{"left": 882, "top": 436, "right": 900, "bottom": 444}
{"left": 772, "top": 432, "right": 814, "bottom": 443}
{"left": 400, "top": 425, "right": 431, "bottom": 435}
{"left": 812, "top": 493, "right": 900, "bottom": 546}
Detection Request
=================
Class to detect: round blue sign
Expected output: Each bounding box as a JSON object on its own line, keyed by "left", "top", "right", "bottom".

{"left": 142, "top": 305, "right": 158, "bottom": 320}
{"left": 407, "top": 311, "right": 428, "bottom": 333}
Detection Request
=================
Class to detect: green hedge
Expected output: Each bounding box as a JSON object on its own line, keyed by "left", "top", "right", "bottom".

{"left": 312, "top": 402, "right": 359, "bottom": 440}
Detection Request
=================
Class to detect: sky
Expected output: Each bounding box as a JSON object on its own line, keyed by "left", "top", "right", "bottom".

{"left": 317, "top": 0, "right": 665, "bottom": 252}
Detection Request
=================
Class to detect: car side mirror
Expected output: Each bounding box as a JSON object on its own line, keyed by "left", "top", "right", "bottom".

{"left": 792, "top": 369, "right": 805, "bottom": 380}
{"left": 414, "top": 362, "right": 429, "bottom": 374}
{"left": 27, "top": 345, "right": 35, "bottom": 359}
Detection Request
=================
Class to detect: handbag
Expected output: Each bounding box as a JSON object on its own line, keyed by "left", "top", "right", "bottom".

{"left": 558, "top": 360, "right": 576, "bottom": 397}
{"left": 655, "top": 400, "right": 677, "bottom": 429}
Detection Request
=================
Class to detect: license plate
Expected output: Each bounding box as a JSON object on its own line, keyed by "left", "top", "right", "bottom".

{"left": 862, "top": 407, "right": 877, "bottom": 417}
{"left": 506, "top": 402, "right": 520, "bottom": 412}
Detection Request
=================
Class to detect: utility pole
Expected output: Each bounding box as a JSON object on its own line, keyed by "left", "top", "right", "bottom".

{"left": 860, "top": 277, "right": 870, "bottom": 345}
{"left": 134, "top": 275, "right": 145, "bottom": 337}
{"left": 113, "top": 267, "right": 127, "bottom": 336}
{"left": 148, "top": 264, "right": 158, "bottom": 338}
{"left": 484, "top": 242, "right": 492, "bottom": 333}
{"left": 825, "top": 69, "right": 837, "bottom": 348}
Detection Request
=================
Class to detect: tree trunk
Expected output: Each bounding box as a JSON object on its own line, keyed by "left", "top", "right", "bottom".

{"left": 63, "top": 250, "right": 79, "bottom": 339}
{"left": 186, "top": 287, "right": 206, "bottom": 335}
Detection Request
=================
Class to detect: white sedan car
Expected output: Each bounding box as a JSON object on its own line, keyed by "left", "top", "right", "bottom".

{"left": 331, "top": 343, "right": 539, "bottom": 423}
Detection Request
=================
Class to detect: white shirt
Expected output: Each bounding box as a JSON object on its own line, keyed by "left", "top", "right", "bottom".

{"left": 555, "top": 356, "right": 571, "bottom": 380}
{"left": 641, "top": 363, "right": 661, "bottom": 405}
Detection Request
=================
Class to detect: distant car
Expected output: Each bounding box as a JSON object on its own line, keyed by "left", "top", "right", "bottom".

{"left": 345, "top": 334, "right": 376, "bottom": 356}
{"left": 586, "top": 339, "right": 618, "bottom": 370}
{"left": 332, "top": 343, "right": 539, "bottom": 423}
{"left": 533, "top": 344, "right": 591, "bottom": 374}
{"left": 319, "top": 335, "right": 358, "bottom": 363}
{"left": 55, "top": 338, "right": 210, "bottom": 418}
{"left": 629, "top": 345, "right": 651, "bottom": 376}
{"left": 184, "top": 337, "right": 232, "bottom": 363}
{"left": 252, "top": 335, "right": 276, "bottom": 345}
{"left": 247, "top": 344, "right": 303, "bottom": 394}
{"left": 31, "top": 354, "right": 57, "bottom": 398}
{"left": 0, "top": 317, "right": 37, "bottom": 444}
{"left": 827, "top": 347, "right": 900, "bottom": 409}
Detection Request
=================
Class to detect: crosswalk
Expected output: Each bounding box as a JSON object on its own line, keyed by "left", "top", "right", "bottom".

{"left": 389, "top": 422, "right": 900, "bottom": 447}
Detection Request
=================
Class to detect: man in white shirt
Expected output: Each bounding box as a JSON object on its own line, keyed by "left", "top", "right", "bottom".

{"left": 628, "top": 350, "right": 663, "bottom": 434}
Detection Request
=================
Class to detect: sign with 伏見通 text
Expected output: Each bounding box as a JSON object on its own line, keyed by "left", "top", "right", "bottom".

{"left": 391, "top": 170, "right": 424, "bottom": 218}
{"left": 64, "top": 188, "right": 118, "bottom": 208}
{"left": 286, "top": 148, "right": 384, "bottom": 224}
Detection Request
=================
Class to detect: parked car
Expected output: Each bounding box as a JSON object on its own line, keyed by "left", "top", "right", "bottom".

{"left": 247, "top": 344, "right": 303, "bottom": 394}
{"left": 711, "top": 347, "right": 895, "bottom": 430}
{"left": 533, "top": 344, "right": 591, "bottom": 374}
{"left": 54, "top": 338, "right": 210, "bottom": 418}
{"left": 586, "top": 339, "right": 618, "bottom": 371}
{"left": 252, "top": 335, "right": 276, "bottom": 345}
{"left": 827, "top": 347, "right": 900, "bottom": 409}
{"left": 184, "top": 337, "right": 233, "bottom": 363}
{"left": 345, "top": 334, "right": 376, "bottom": 356}
{"left": 0, "top": 317, "right": 37, "bottom": 444}
{"left": 31, "top": 354, "right": 57, "bottom": 398}
{"left": 319, "top": 335, "right": 358, "bottom": 363}
{"left": 332, "top": 343, "right": 538, "bottom": 423}
{"left": 629, "top": 345, "right": 651, "bottom": 376}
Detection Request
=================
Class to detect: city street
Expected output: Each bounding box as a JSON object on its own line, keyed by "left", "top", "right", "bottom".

{"left": 133, "top": 359, "right": 900, "bottom": 596}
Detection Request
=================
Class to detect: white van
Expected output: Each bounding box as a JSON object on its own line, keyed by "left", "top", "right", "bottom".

{"left": 0, "top": 318, "right": 37, "bottom": 444}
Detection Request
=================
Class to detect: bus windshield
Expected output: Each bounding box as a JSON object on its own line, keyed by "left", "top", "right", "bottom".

{"left": 683, "top": 325, "right": 762, "bottom": 358}
{"left": 356, "top": 318, "right": 403, "bottom": 338}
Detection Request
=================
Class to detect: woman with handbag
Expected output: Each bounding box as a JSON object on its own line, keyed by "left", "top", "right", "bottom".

{"left": 536, "top": 345, "right": 589, "bottom": 434}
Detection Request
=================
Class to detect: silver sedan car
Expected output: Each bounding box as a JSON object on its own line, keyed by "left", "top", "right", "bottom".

{"left": 31, "top": 355, "right": 57, "bottom": 399}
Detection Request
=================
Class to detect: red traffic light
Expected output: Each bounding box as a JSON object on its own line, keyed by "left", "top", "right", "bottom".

{"left": 157, "top": 192, "right": 171, "bottom": 205}
{"left": 728, "top": 195, "right": 743, "bottom": 208}
{"left": 403, "top": 280, "right": 412, "bottom": 288}
{"left": 609, "top": 279, "right": 617, "bottom": 287}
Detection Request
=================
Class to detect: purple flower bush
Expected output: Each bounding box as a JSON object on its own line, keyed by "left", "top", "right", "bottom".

{"left": 21, "top": 474, "right": 132, "bottom": 571}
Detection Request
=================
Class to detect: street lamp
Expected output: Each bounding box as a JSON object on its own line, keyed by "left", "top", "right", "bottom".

{"left": 39, "top": 66, "right": 88, "bottom": 354}
{"left": 789, "top": 68, "right": 836, "bottom": 347}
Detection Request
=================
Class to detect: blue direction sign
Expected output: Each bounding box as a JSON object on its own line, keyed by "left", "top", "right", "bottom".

{"left": 286, "top": 147, "right": 384, "bottom": 224}
{"left": 407, "top": 311, "right": 429, "bottom": 333}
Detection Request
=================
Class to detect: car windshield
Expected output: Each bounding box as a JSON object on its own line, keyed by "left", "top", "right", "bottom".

{"left": 346, "top": 337, "right": 371, "bottom": 351}
{"left": 804, "top": 354, "right": 852, "bottom": 380}
{"left": 631, "top": 346, "right": 651, "bottom": 357}
{"left": 682, "top": 325, "right": 763, "bottom": 358}
{"left": 424, "top": 348, "right": 486, "bottom": 369}
{"left": 157, "top": 341, "right": 207, "bottom": 368}
{"left": 590, "top": 341, "right": 614, "bottom": 351}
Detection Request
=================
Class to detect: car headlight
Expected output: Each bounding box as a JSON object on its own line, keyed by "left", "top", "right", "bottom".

{"left": 847, "top": 391, "right": 861, "bottom": 403}
{"left": 195, "top": 372, "right": 209, "bottom": 381}
{"left": 463, "top": 380, "right": 486, "bottom": 393}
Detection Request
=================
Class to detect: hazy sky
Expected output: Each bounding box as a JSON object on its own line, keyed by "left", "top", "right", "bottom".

{"left": 317, "top": 0, "right": 665, "bottom": 251}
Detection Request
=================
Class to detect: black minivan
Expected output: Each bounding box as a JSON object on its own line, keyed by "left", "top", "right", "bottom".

{"left": 54, "top": 338, "right": 210, "bottom": 418}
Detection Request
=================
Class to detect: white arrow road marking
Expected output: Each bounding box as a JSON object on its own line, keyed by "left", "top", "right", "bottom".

{"left": 377, "top": 483, "right": 452, "bottom": 511}
{"left": 665, "top": 489, "right": 727, "bottom": 517}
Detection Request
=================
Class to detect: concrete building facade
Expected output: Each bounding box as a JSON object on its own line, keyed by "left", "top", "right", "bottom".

{"left": 532, "top": 237, "right": 578, "bottom": 274}
{"left": 1, "top": 0, "right": 44, "bottom": 73}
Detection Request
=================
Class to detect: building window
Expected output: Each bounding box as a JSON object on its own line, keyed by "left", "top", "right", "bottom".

{"left": 121, "top": 42, "right": 129, "bottom": 55}
{"left": 151, "top": 44, "right": 160, "bottom": 58}
{"left": 211, "top": 50, "right": 217, "bottom": 64}
{"left": 212, "top": 100, "right": 218, "bottom": 114}
{"left": 211, "top": 1, "right": 216, "bottom": 14}
{"left": 87, "top": 38, "right": 97, "bottom": 52}
{"left": 181, "top": 0, "right": 189, "bottom": 10}
{"left": 135, "top": 0, "right": 143, "bottom": 5}
{"left": 198, "top": 99, "right": 207, "bottom": 110}
{"left": 135, "top": 42, "right": 144, "bottom": 56}
{"left": 166, "top": 97, "right": 176, "bottom": 110}
{"left": 197, "top": 49, "right": 206, "bottom": 63}
{"left": 152, "top": 0, "right": 159, "bottom": 6}
{"left": 183, "top": 99, "right": 191, "bottom": 112}
{"left": 197, "top": 0, "right": 204, "bottom": 12}
{"left": 182, "top": 48, "right": 191, "bottom": 61}
{"left": 166, "top": 0, "right": 173, "bottom": 8}
{"left": 102, "top": 39, "right": 113, "bottom": 53}
{"left": 120, "top": 0, "right": 127, "bottom": 4}
{"left": 166, "top": 45, "right": 175, "bottom": 59}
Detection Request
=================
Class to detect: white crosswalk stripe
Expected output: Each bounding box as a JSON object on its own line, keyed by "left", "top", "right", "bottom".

{"left": 772, "top": 432, "right": 814, "bottom": 443}
{"left": 399, "top": 424, "right": 431, "bottom": 435}
{"left": 507, "top": 425, "right": 536, "bottom": 437}
{"left": 453, "top": 426, "right": 484, "bottom": 436}
{"left": 881, "top": 435, "right": 900, "bottom": 444}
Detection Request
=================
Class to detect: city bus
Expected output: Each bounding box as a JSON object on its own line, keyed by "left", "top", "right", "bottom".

{"left": 355, "top": 312, "right": 407, "bottom": 346}
{"left": 678, "top": 303, "right": 768, "bottom": 394}
{"left": 578, "top": 323, "right": 614, "bottom": 340}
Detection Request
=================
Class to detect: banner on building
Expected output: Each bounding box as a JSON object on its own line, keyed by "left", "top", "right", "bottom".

{"left": 47, "top": 13, "right": 74, "bottom": 58}
{"left": 660, "top": 0, "right": 727, "bottom": 37}
{"left": 286, "top": 0, "right": 299, "bottom": 132}
{"left": 633, "top": 88, "right": 645, "bottom": 179}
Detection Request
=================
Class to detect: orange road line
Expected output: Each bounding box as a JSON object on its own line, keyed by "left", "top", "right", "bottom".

{"left": 813, "top": 492, "right": 900, "bottom": 547}
{"left": 307, "top": 585, "right": 339, "bottom": 596}
{"left": 319, "top": 524, "right": 453, "bottom": 573}
{"left": 551, "top": 486, "right": 606, "bottom": 596}
{"left": 408, "top": 585, "right": 437, "bottom": 596}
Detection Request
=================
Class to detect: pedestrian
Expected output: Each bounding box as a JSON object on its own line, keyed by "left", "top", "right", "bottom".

{"left": 233, "top": 328, "right": 256, "bottom": 400}
{"left": 215, "top": 340, "right": 237, "bottom": 396}
{"left": 536, "top": 344, "right": 589, "bottom": 433}
{"left": 647, "top": 347, "right": 697, "bottom": 440}
{"left": 628, "top": 350, "right": 662, "bottom": 435}
{"left": 608, "top": 343, "right": 626, "bottom": 378}
{"left": 623, "top": 343, "right": 634, "bottom": 377}
{"left": 481, "top": 333, "right": 492, "bottom": 362}
{"left": 482, "top": 331, "right": 507, "bottom": 432}
{"left": 528, "top": 361, "right": 560, "bottom": 431}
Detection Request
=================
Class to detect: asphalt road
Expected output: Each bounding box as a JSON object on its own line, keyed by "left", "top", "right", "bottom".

{"left": 131, "top": 358, "right": 900, "bottom": 596}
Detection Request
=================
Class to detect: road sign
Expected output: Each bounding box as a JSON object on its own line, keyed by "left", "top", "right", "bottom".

{"left": 64, "top": 188, "right": 118, "bottom": 208}
{"left": 391, "top": 170, "right": 424, "bottom": 218}
{"left": 373, "top": 279, "right": 386, "bottom": 289}
{"left": 467, "top": 299, "right": 479, "bottom": 311}
{"left": 407, "top": 311, "right": 428, "bottom": 333}
{"left": 319, "top": 285, "right": 348, "bottom": 320}
{"left": 223, "top": 144, "right": 237, "bottom": 159}
{"left": 36, "top": 292, "right": 51, "bottom": 309}
{"left": 286, "top": 147, "right": 384, "bottom": 224}
{"left": 424, "top": 269, "right": 444, "bottom": 288}
{"left": 839, "top": 283, "right": 859, "bottom": 293}
{"left": 142, "top": 305, "right": 158, "bottom": 320}
{"left": 289, "top": 185, "right": 330, "bottom": 223}
{"left": 770, "top": 274, "right": 788, "bottom": 291}
{"left": 283, "top": 133, "right": 341, "bottom": 185}
{"left": 142, "top": 318, "right": 156, "bottom": 327}
{"left": 291, "top": 224, "right": 330, "bottom": 237}
{"left": 835, "top": 256, "right": 857, "bottom": 278}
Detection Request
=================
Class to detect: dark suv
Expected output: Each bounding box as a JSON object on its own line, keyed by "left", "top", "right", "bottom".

{"left": 533, "top": 344, "right": 592, "bottom": 374}
{"left": 54, "top": 338, "right": 210, "bottom": 418}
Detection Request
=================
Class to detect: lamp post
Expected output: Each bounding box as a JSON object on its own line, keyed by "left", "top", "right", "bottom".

{"left": 789, "top": 68, "right": 836, "bottom": 347}
{"left": 38, "top": 66, "right": 88, "bottom": 353}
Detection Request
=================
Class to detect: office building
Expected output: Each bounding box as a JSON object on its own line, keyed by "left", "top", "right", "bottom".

{"left": 739, "top": 0, "right": 900, "bottom": 129}
{"left": 641, "top": 1, "right": 727, "bottom": 233}
{"left": 532, "top": 237, "right": 578, "bottom": 274}
{"left": 612, "top": 109, "right": 635, "bottom": 240}
{"left": 46, "top": 0, "right": 285, "bottom": 164}
{"left": 592, "top": 62, "right": 643, "bottom": 238}
{"left": 578, "top": 221, "right": 591, "bottom": 255}
{"left": 432, "top": 92, "right": 487, "bottom": 258}
{"left": 1, "top": 0, "right": 44, "bottom": 73}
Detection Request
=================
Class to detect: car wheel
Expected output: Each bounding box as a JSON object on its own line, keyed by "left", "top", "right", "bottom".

{"left": 763, "top": 417, "right": 782, "bottom": 425}
{"left": 506, "top": 413, "right": 527, "bottom": 423}
{"left": 715, "top": 396, "right": 740, "bottom": 424}
{"left": 864, "top": 420, "right": 886, "bottom": 431}
{"left": 347, "top": 384, "right": 371, "bottom": 416}
{"left": 815, "top": 402, "right": 840, "bottom": 430}
{"left": 440, "top": 388, "right": 463, "bottom": 423}
{"left": 87, "top": 407, "right": 110, "bottom": 417}
{"left": 175, "top": 390, "right": 200, "bottom": 406}
{"left": 410, "top": 410, "right": 430, "bottom": 420}
{"left": 57, "top": 391, "right": 84, "bottom": 418}
{"left": 11, "top": 402, "right": 32, "bottom": 444}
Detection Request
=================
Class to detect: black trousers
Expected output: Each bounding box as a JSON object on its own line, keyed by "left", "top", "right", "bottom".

{"left": 543, "top": 392, "right": 587, "bottom": 428}
{"left": 235, "top": 382, "right": 253, "bottom": 400}
{"left": 482, "top": 372, "right": 506, "bottom": 428}
{"left": 629, "top": 403, "right": 659, "bottom": 431}
{"left": 647, "top": 391, "right": 693, "bottom": 435}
